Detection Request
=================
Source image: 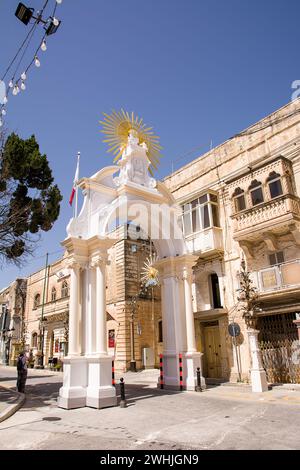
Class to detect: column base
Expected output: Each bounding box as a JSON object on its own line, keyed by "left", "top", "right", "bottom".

{"left": 57, "top": 356, "right": 87, "bottom": 409}
{"left": 184, "top": 351, "right": 206, "bottom": 391}
{"left": 86, "top": 355, "right": 117, "bottom": 409}
{"left": 250, "top": 368, "right": 268, "bottom": 393}
{"left": 157, "top": 351, "right": 206, "bottom": 391}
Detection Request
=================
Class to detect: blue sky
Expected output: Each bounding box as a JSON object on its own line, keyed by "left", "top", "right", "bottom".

{"left": 0, "top": 0, "right": 299, "bottom": 287}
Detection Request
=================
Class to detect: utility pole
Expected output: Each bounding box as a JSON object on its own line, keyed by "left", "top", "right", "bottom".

{"left": 38, "top": 253, "right": 49, "bottom": 368}
{"left": 129, "top": 295, "right": 138, "bottom": 372}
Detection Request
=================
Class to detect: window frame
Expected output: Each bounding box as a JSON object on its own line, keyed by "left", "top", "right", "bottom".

{"left": 249, "top": 180, "right": 264, "bottom": 206}
{"left": 181, "top": 193, "right": 220, "bottom": 236}
{"left": 51, "top": 287, "right": 57, "bottom": 302}
{"left": 61, "top": 281, "right": 69, "bottom": 298}
{"left": 232, "top": 187, "right": 246, "bottom": 212}
{"left": 267, "top": 172, "right": 283, "bottom": 199}
{"left": 33, "top": 293, "right": 41, "bottom": 309}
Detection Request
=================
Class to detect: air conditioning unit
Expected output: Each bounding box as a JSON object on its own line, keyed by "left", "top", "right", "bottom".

{"left": 142, "top": 347, "right": 155, "bottom": 369}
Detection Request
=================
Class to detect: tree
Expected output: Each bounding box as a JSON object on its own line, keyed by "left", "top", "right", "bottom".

{"left": 0, "top": 132, "right": 62, "bottom": 265}
{"left": 237, "top": 259, "right": 260, "bottom": 329}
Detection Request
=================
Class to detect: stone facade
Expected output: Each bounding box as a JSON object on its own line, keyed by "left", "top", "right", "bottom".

{"left": 164, "top": 98, "right": 300, "bottom": 382}
{"left": 24, "top": 227, "right": 161, "bottom": 373}
{"left": 0, "top": 279, "right": 27, "bottom": 366}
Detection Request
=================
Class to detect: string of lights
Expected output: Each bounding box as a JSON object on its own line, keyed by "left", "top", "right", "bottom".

{"left": 0, "top": 0, "right": 63, "bottom": 127}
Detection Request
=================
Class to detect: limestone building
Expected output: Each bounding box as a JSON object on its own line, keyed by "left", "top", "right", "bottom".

{"left": 24, "top": 226, "right": 161, "bottom": 372}
{"left": 6, "top": 98, "right": 300, "bottom": 386}
{"left": 164, "top": 98, "right": 300, "bottom": 383}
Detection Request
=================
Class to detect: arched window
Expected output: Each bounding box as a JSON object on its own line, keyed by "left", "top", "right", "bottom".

{"left": 51, "top": 287, "right": 57, "bottom": 302}
{"left": 32, "top": 332, "right": 38, "bottom": 348}
{"left": 249, "top": 180, "right": 264, "bottom": 206}
{"left": 232, "top": 187, "right": 246, "bottom": 212}
{"left": 61, "top": 281, "right": 69, "bottom": 298}
{"left": 34, "top": 293, "right": 41, "bottom": 309}
{"left": 267, "top": 171, "right": 283, "bottom": 199}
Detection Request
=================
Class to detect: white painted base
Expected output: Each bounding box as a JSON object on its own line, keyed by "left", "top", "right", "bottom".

{"left": 86, "top": 355, "right": 117, "bottom": 409}
{"left": 250, "top": 368, "right": 268, "bottom": 393}
{"left": 184, "top": 352, "right": 206, "bottom": 390}
{"left": 57, "top": 356, "right": 87, "bottom": 409}
{"left": 157, "top": 351, "right": 206, "bottom": 391}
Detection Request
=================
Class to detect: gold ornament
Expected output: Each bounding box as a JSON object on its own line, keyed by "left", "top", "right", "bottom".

{"left": 100, "top": 109, "right": 162, "bottom": 174}
{"left": 141, "top": 254, "right": 160, "bottom": 288}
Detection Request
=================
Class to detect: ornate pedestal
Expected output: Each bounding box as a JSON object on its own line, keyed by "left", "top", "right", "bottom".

{"left": 58, "top": 356, "right": 87, "bottom": 409}
{"left": 248, "top": 329, "right": 268, "bottom": 393}
{"left": 86, "top": 355, "right": 117, "bottom": 409}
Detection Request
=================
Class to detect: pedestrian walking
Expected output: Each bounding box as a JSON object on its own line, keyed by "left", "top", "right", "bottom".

{"left": 16, "top": 352, "right": 28, "bottom": 393}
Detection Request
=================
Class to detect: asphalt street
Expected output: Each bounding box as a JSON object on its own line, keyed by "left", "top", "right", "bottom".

{"left": 0, "top": 366, "right": 299, "bottom": 450}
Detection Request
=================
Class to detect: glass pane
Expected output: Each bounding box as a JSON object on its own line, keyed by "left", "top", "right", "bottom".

{"left": 191, "top": 199, "right": 198, "bottom": 209}
{"left": 211, "top": 204, "right": 220, "bottom": 227}
{"left": 261, "top": 269, "right": 277, "bottom": 289}
{"left": 200, "top": 204, "right": 210, "bottom": 229}
{"left": 183, "top": 213, "right": 192, "bottom": 235}
{"left": 192, "top": 208, "right": 200, "bottom": 232}
{"left": 183, "top": 203, "right": 191, "bottom": 212}
{"left": 276, "top": 251, "right": 284, "bottom": 264}
{"left": 199, "top": 194, "right": 208, "bottom": 204}
{"left": 210, "top": 194, "right": 218, "bottom": 203}
{"left": 281, "top": 262, "right": 300, "bottom": 285}
{"left": 269, "top": 179, "right": 283, "bottom": 198}
{"left": 251, "top": 187, "right": 264, "bottom": 206}
{"left": 269, "top": 253, "right": 276, "bottom": 266}
{"left": 236, "top": 195, "right": 246, "bottom": 211}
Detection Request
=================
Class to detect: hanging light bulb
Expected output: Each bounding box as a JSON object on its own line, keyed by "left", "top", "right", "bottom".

{"left": 21, "top": 82, "right": 26, "bottom": 91}
{"left": 21, "top": 72, "right": 27, "bottom": 81}
{"left": 1, "top": 109, "right": 7, "bottom": 116}
{"left": 3, "top": 96, "right": 8, "bottom": 104}
{"left": 56, "top": 0, "right": 63, "bottom": 4}
{"left": 35, "top": 56, "right": 41, "bottom": 68}
{"left": 9, "top": 80, "right": 13, "bottom": 88}
{"left": 41, "top": 40, "right": 47, "bottom": 52}
{"left": 53, "top": 17, "right": 59, "bottom": 26}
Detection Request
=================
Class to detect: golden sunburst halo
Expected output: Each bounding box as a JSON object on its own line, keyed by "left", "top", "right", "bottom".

{"left": 141, "top": 254, "right": 160, "bottom": 288}
{"left": 100, "top": 109, "right": 162, "bottom": 174}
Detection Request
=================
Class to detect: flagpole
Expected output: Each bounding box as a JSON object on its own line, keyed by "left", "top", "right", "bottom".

{"left": 75, "top": 151, "right": 80, "bottom": 218}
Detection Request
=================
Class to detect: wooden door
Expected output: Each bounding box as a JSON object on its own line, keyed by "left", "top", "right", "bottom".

{"left": 204, "top": 326, "right": 222, "bottom": 378}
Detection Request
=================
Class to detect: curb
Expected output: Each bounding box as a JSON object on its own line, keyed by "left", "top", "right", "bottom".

{"left": 0, "top": 385, "right": 25, "bottom": 423}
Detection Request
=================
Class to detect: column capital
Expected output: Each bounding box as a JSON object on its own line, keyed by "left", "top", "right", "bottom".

{"left": 64, "top": 256, "right": 86, "bottom": 271}
{"left": 90, "top": 253, "right": 109, "bottom": 269}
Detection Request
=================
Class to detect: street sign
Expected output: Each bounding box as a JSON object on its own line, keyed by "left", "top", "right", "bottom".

{"left": 228, "top": 322, "right": 241, "bottom": 337}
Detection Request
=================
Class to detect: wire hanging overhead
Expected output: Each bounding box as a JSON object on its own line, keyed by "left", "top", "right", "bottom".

{"left": 0, "top": 0, "right": 63, "bottom": 128}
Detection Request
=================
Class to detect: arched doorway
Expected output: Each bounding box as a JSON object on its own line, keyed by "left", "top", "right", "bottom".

{"left": 58, "top": 136, "right": 205, "bottom": 410}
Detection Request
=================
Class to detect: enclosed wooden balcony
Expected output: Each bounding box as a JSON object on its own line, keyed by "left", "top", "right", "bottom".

{"left": 185, "top": 226, "right": 223, "bottom": 257}
{"left": 252, "top": 259, "right": 300, "bottom": 299}
{"left": 232, "top": 194, "right": 300, "bottom": 242}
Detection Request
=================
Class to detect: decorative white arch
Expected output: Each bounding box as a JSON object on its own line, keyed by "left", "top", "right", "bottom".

{"left": 58, "top": 138, "right": 205, "bottom": 410}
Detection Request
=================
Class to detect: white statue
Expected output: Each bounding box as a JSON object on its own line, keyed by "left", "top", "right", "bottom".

{"left": 114, "top": 129, "right": 156, "bottom": 189}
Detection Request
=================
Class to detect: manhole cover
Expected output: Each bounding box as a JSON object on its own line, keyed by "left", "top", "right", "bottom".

{"left": 42, "top": 417, "right": 62, "bottom": 422}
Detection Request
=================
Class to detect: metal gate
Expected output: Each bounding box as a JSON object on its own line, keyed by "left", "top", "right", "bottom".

{"left": 258, "top": 313, "right": 300, "bottom": 384}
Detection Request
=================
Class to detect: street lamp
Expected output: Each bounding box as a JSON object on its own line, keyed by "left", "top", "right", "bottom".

{"left": 15, "top": 2, "right": 61, "bottom": 36}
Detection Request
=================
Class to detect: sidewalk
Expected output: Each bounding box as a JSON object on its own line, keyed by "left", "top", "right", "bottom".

{"left": 0, "top": 386, "right": 25, "bottom": 423}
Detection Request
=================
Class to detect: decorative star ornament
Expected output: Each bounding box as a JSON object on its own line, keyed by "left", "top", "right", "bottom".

{"left": 100, "top": 109, "right": 162, "bottom": 174}
{"left": 141, "top": 254, "right": 160, "bottom": 288}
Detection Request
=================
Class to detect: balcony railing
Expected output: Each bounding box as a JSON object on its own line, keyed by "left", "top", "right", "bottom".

{"left": 185, "top": 226, "right": 223, "bottom": 256}
{"left": 232, "top": 194, "right": 300, "bottom": 241}
{"left": 252, "top": 259, "right": 300, "bottom": 293}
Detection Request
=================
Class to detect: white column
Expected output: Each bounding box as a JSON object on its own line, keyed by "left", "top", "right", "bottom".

{"left": 68, "top": 262, "right": 80, "bottom": 356}
{"left": 95, "top": 257, "right": 107, "bottom": 355}
{"left": 86, "top": 252, "right": 116, "bottom": 409}
{"left": 58, "top": 257, "right": 87, "bottom": 410}
{"left": 248, "top": 328, "right": 268, "bottom": 392}
{"left": 183, "top": 266, "right": 197, "bottom": 353}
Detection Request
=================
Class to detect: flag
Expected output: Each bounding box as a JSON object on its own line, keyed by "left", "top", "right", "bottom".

{"left": 69, "top": 152, "right": 80, "bottom": 206}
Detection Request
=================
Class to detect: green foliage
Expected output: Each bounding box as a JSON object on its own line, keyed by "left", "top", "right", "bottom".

{"left": 237, "top": 260, "right": 260, "bottom": 328}
{"left": 0, "top": 132, "right": 63, "bottom": 263}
